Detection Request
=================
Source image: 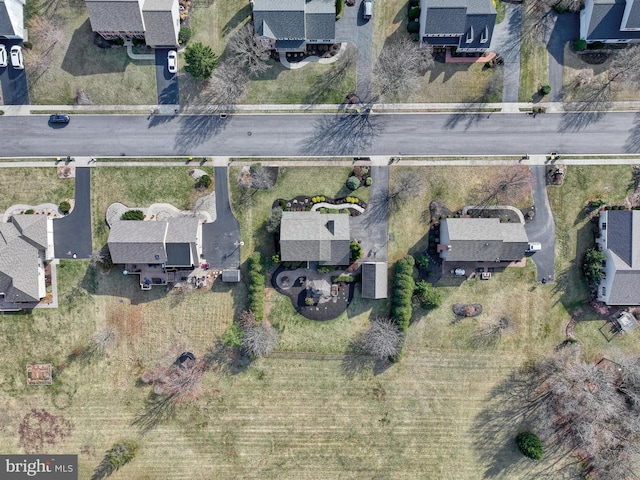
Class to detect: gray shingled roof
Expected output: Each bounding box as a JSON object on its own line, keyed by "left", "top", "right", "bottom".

{"left": 280, "top": 211, "right": 350, "bottom": 265}
{"left": 253, "top": 0, "right": 334, "bottom": 42}
{"left": 166, "top": 217, "right": 199, "bottom": 243}
{"left": 585, "top": 0, "right": 640, "bottom": 41}
{"left": 221, "top": 269, "right": 241, "bottom": 282}
{"left": 12, "top": 215, "right": 48, "bottom": 250}
{"left": 0, "top": 223, "right": 43, "bottom": 303}
{"left": 86, "top": 0, "right": 145, "bottom": 33}
{"left": 108, "top": 221, "right": 168, "bottom": 264}
{"left": 462, "top": 13, "right": 495, "bottom": 49}
{"left": 626, "top": 0, "right": 640, "bottom": 28}
{"left": 0, "top": 0, "right": 21, "bottom": 37}
{"left": 422, "top": 0, "right": 495, "bottom": 46}
{"left": 607, "top": 210, "right": 634, "bottom": 267}
{"left": 600, "top": 211, "right": 640, "bottom": 305}
{"left": 361, "top": 262, "right": 388, "bottom": 299}
{"left": 142, "top": 0, "right": 179, "bottom": 47}
{"left": 424, "top": 7, "right": 467, "bottom": 34}
{"left": 441, "top": 218, "right": 528, "bottom": 262}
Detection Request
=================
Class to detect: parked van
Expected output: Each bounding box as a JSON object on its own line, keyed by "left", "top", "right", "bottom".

{"left": 526, "top": 242, "right": 542, "bottom": 253}
{"left": 363, "top": 0, "right": 373, "bottom": 19}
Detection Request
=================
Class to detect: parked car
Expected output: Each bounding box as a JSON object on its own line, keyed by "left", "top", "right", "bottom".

{"left": 0, "top": 45, "right": 7, "bottom": 68}
{"left": 49, "top": 114, "right": 70, "bottom": 124}
{"left": 167, "top": 50, "right": 177, "bottom": 74}
{"left": 10, "top": 45, "right": 24, "bottom": 69}
{"left": 363, "top": 0, "right": 373, "bottom": 19}
{"left": 526, "top": 242, "right": 542, "bottom": 253}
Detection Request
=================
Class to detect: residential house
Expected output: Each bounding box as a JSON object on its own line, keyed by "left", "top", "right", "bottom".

{"left": 418, "top": 0, "right": 496, "bottom": 53}
{"left": 108, "top": 217, "right": 202, "bottom": 289}
{"left": 279, "top": 211, "right": 350, "bottom": 265}
{"left": 580, "top": 0, "right": 640, "bottom": 44}
{"left": 438, "top": 217, "right": 529, "bottom": 269}
{"left": 0, "top": 0, "right": 26, "bottom": 40}
{"left": 86, "top": 0, "right": 180, "bottom": 47}
{"left": 252, "top": 0, "right": 336, "bottom": 53}
{"left": 596, "top": 210, "right": 640, "bottom": 305}
{"left": 361, "top": 261, "right": 388, "bottom": 299}
{"left": 0, "top": 215, "right": 54, "bottom": 309}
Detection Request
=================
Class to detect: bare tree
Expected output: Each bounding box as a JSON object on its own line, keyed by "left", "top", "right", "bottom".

{"left": 208, "top": 61, "right": 249, "bottom": 110}
{"left": 226, "top": 23, "right": 272, "bottom": 78}
{"left": 471, "top": 165, "right": 531, "bottom": 210}
{"left": 471, "top": 317, "right": 515, "bottom": 348}
{"left": 386, "top": 169, "right": 425, "bottom": 213}
{"left": 363, "top": 317, "right": 404, "bottom": 360}
{"left": 241, "top": 320, "right": 279, "bottom": 358}
{"left": 29, "top": 16, "right": 64, "bottom": 54}
{"left": 140, "top": 355, "right": 208, "bottom": 405}
{"left": 373, "top": 38, "right": 434, "bottom": 102}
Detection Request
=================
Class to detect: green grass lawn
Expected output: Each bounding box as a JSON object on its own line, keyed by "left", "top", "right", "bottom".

{"left": 0, "top": 168, "right": 74, "bottom": 211}
{"left": 519, "top": 18, "right": 549, "bottom": 102}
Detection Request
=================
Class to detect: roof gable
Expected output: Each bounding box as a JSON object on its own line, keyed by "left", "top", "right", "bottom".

{"left": 86, "top": 0, "right": 145, "bottom": 33}
{"left": 108, "top": 221, "right": 168, "bottom": 264}
{"left": 0, "top": 0, "right": 25, "bottom": 38}
{"left": 280, "top": 212, "right": 350, "bottom": 264}
{"left": 0, "top": 223, "right": 43, "bottom": 302}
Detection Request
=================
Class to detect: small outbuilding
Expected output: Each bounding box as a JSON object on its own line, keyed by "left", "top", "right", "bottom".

{"left": 221, "top": 269, "right": 241, "bottom": 283}
{"left": 361, "top": 262, "right": 388, "bottom": 299}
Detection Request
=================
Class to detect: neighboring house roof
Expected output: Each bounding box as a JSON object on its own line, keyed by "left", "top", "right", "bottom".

{"left": 424, "top": 7, "right": 467, "bottom": 34}
{"left": 625, "top": 0, "right": 640, "bottom": 28}
{"left": 12, "top": 215, "right": 48, "bottom": 251}
{"left": 280, "top": 211, "right": 350, "bottom": 265}
{"left": 421, "top": 0, "right": 495, "bottom": 49}
{"left": 108, "top": 221, "right": 168, "bottom": 264}
{"left": 221, "top": 269, "right": 241, "bottom": 282}
{"left": 0, "top": 0, "right": 25, "bottom": 39}
{"left": 253, "top": 0, "right": 335, "bottom": 42}
{"left": 440, "top": 218, "right": 529, "bottom": 262}
{"left": 361, "top": 262, "right": 388, "bottom": 299}
{"left": 0, "top": 221, "right": 46, "bottom": 303}
{"left": 142, "top": 0, "right": 178, "bottom": 46}
{"left": 583, "top": 0, "right": 640, "bottom": 41}
{"left": 86, "top": 0, "right": 145, "bottom": 33}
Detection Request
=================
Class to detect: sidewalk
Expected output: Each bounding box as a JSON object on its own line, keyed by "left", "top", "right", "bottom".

{"left": 5, "top": 101, "right": 640, "bottom": 116}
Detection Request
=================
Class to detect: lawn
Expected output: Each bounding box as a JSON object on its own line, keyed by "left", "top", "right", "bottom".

{"left": 0, "top": 168, "right": 75, "bottom": 211}
{"left": 91, "top": 166, "right": 211, "bottom": 248}
{"left": 26, "top": 2, "right": 156, "bottom": 105}
{"left": 519, "top": 15, "right": 549, "bottom": 102}
{"left": 1, "top": 165, "right": 640, "bottom": 479}
{"left": 229, "top": 165, "right": 371, "bottom": 261}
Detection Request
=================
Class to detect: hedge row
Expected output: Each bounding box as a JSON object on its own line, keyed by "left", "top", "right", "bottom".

{"left": 247, "top": 252, "right": 265, "bottom": 320}
{"left": 391, "top": 255, "right": 415, "bottom": 332}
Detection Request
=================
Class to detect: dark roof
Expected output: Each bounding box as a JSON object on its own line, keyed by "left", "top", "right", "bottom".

{"left": 424, "top": 7, "right": 467, "bottom": 34}
{"left": 253, "top": 0, "right": 334, "bottom": 42}
{"left": 275, "top": 39, "right": 306, "bottom": 49}
{"left": 142, "top": 0, "right": 179, "bottom": 47}
{"left": 441, "top": 218, "right": 529, "bottom": 262}
{"left": 0, "top": 0, "right": 22, "bottom": 37}
{"left": 609, "top": 270, "right": 640, "bottom": 305}
{"left": 626, "top": 0, "right": 640, "bottom": 28}
{"left": 423, "top": 36, "right": 460, "bottom": 45}
{"left": 166, "top": 243, "right": 191, "bottom": 266}
{"left": 86, "top": 0, "right": 145, "bottom": 33}
{"left": 585, "top": 0, "right": 640, "bottom": 41}
{"left": 461, "top": 14, "right": 495, "bottom": 49}
{"left": 607, "top": 210, "right": 633, "bottom": 267}
{"left": 280, "top": 212, "right": 350, "bottom": 265}
{"left": 305, "top": 12, "right": 335, "bottom": 39}
{"left": 361, "top": 262, "right": 388, "bottom": 299}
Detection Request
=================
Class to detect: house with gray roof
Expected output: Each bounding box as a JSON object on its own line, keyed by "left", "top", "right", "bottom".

{"left": 252, "top": 0, "right": 336, "bottom": 52}
{"left": 0, "top": 0, "right": 25, "bottom": 40}
{"left": 438, "top": 217, "right": 529, "bottom": 267}
{"left": 596, "top": 210, "right": 640, "bottom": 305}
{"left": 279, "top": 211, "right": 350, "bottom": 265}
{"left": 86, "top": 0, "right": 179, "bottom": 47}
{"left": 361, "top": 262, "right": 388, "bottom": 299}
{"left": 108, "top": 217, "right": 202, "bottom": 288}
{"left": 0, "top": 215, "right": 54, "bottom": 310}
{"left": 418, "top": 0, "right": 496, "bottom": 53}
{"left": 580, "top": 0, "right": 640, "bottom": 44}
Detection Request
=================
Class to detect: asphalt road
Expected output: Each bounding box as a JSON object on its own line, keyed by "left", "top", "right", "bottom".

{"left": 53, "top": 167, "right": 93, "bottom": 258}
{"left": 202, "top": 167, "right": 241, "bottom": 269}
{"left": 1, "top": 111, "right": 640, "bottom": 157}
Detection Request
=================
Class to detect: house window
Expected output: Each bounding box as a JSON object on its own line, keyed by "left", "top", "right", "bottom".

{"left": 480, "top": 26, "right": 489, "bottom": 43}
{"left": 602, "top": 222, "right": 607, "bottom": 230}
{"left": 466, "top": 27, "right": 474, "bottom": 43}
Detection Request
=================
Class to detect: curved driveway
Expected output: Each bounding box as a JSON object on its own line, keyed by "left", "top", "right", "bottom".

{"left": 53, "top": 167, "right": 93, "bottom": 258}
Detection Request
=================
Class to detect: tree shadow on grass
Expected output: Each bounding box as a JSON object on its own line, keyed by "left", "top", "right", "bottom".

{"left": 222, "top": 4, "right": 251, "bottom": 36}
{"left": 340, "top": 333, "right": 394, "bottom": 380}
{"left": 131, "top": 392, "right": 177, "bottom": 435}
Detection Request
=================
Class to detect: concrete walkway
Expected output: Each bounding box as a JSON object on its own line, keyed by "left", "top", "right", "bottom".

{"left": 124, "top": 40, "right": 155, "bottom": 61}
{"left": 489, "top": 4, "right": 522, "bottom": 103}
{"left": 279, "top": 43, "right": 347, "bottom": 69}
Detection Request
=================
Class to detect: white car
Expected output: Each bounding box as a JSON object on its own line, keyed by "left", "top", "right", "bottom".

{"left": 526, "top": 242, "right": 542, "bottom": 253}
{"left": 0, "top": 45, "right": 7, "bottom": 68}
{"left": 10, "top": 45, "right": 24, "bottom": 69}
{"left": 363, "top": 0, "right": 373, "bottom": 19}
{"left": 167, "top": 50, "right": 177, "bottom": 74}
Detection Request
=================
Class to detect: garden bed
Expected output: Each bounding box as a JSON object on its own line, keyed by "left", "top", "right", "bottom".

{"left": 273, "top": 195, "right": 367, "bottom": 216}
{"left": 453, "top": 303, "right": 483, "bottom": 318}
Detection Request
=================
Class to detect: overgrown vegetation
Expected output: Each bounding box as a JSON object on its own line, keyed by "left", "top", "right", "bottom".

{"left": 516, "top": 431, "right": 543, "bottom": 461}
{"left": 583, "top": 247, "right": 605, "bottom": 284}
{"left": 247, "top": 252, "right": 265, "bottom": 320}
{"left": 391, "top": 255, "right": 415, "bottom": 332}
{"left": 121, "top": 210, "right": 144, "bottom": 221}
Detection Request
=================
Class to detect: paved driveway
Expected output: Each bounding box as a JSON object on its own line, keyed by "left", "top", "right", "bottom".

{"left": 335, "top": 2, "right": 374, "bottom": 99}
{"left": 489, "top": 4, "right": 522, "bottom": 102}
{"left": 53, "top": 167, "right": 93, "bottom": 258}
{"left": 525, "top": 165, "right": 556, "bottom": 283}
{"left": 155, "top": 48, "right": 179, "bottom": 105}
{"left": 350, "top": 165, "right": 389, "bottom": 261}
{"left": 202, "top": 167, "right": 241, "bottom": 269}
{"left": 0, "top": 40, "right": 29, "bottom": 105}
{"left": 546, "top": 12, "right": 579, "bottom": 102}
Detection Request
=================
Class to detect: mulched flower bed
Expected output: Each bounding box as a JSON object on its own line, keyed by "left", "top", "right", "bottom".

{"left": 453, "top": 303, "right": 483, "bottom": 318}
{"left": 272, "top": 195, "right": 367, "bottom": 216}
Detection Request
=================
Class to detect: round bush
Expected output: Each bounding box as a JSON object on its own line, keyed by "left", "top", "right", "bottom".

{"left": 410, "top": 0, "right": 420, "bottom": 6}
{"left": 365, "top": 177, "right": 373, "bottom": 186}
{"left": 539, "top": 85, "right": 551, "bottom": 96}
{"left": 121, "top": 210, "right": 144, "bottom": 221}
{"left": 197, "top": 174, "right": 212, "bottom": 189}
{"left": 573, "top": 39, "right": 587, "bottom": 51}
{"left": 407, "top": 21, "right": 420, "bottom": 33}
{"left": 516, "top": 431, "right": 543, "bottom": 461}
{"left": 409, "top": 6, "right": 420, "bottom": 20}
{"left": 59, "top": 201, "right": 71, "bottom": 214}
{"left": 178, "top": 26, "right": 193, "bottom": 44}
{"left": 410, "top": 32, "right": 420, "bottom": 42}
{"left": 24, "top": 209, "right": 35, "bottom": 215}
{"left": 346, "top": 176, "right": 361, "bottom": 191}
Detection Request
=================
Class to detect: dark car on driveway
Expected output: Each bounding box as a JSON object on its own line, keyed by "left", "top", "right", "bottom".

{"left": 49, "top": 114, "right": 70, "bottom": 124}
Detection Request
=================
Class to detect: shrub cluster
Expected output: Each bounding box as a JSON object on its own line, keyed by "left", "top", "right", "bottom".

{"left": 121, "top": 210, "right": 144, "bottom": 221}
{"left": 583, "top": 248, "right": 605, "bottom": 284}
{"left": 350, "top": 241, "right": 363, "bottom": 261}
{"left": 415, "top": 280, "right": 441, "bottom": 310}
{"left": 516, "top": 431, "right": 543, "bottom": 461}
{"left": 344, "top": 196, "right": 360, "bottom": 204}
{"left": 59, "top": 201, "right": 71, "bottom": 214}
{"left": 248, "top": 252, "right": 265, "bottom": 320}
{"left": 196, "top": 174, "right": 212, "bottom": 189}
{"left": 391, "top": 255, "right": 415, "bottom": 332}
{"left": 346, "top": 176, "right": 361, "bottom": 191}
{"left": 332, "top": 274, "right": 355, "bottom": 283}
{"left": 311, "top": 196, "right": 326, "bottom": 203}
{"left": 409, "top": 6, "right": 420, "bottom": 20}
